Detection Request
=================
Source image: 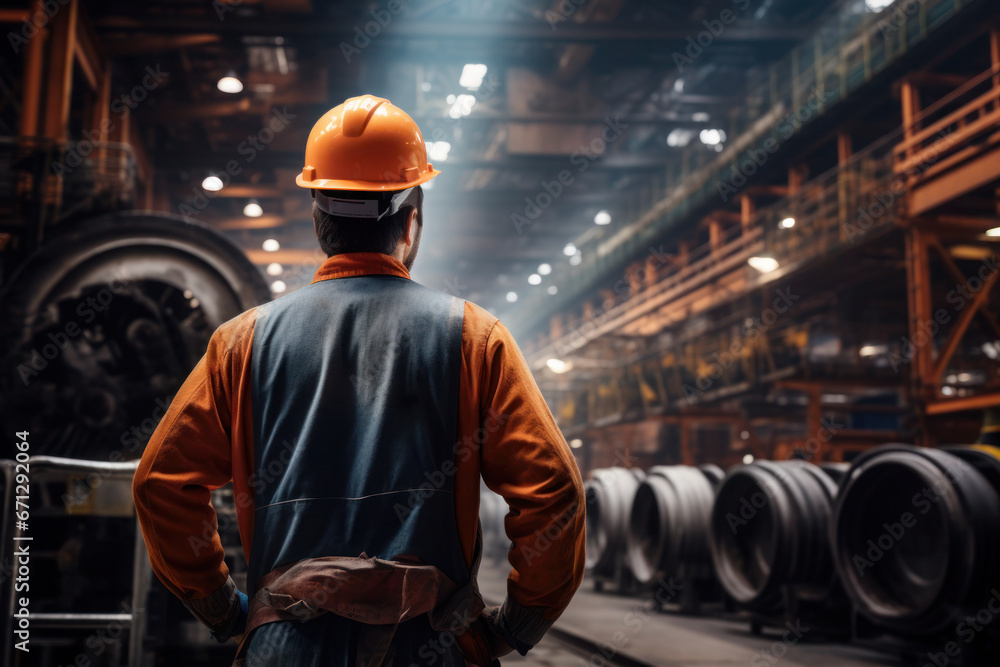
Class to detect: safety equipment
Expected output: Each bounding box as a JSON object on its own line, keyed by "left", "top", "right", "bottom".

{"left": 296, "top": 94, "right": 440, "bottom": 193}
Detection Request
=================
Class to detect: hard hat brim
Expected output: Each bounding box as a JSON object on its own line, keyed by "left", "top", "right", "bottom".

{"left": 296, "top": 167, "right": 440, "bottom": 192}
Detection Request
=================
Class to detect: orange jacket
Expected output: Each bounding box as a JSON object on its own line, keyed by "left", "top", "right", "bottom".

{"left": 132, "top": 252, "right": 586, "bottom": 652}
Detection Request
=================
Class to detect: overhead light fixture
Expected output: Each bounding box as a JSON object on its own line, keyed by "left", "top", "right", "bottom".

{"left": 747, "top": 256, "right": 779, "bottom": 273}
{"left": 262, "top": 239, "right": 280, "bottom": 252}
{"left": 266, "top": 262, "right": 283, "bottom": 276}
{"left": 459, "top": 63, "right": 488, "bottom": 90}
{"left": 217, "top": 72, "right": 244, "bottom": 94}
{"left": 528, "top": 273, "right": 542, "bottom": 285}
{"left": 202, "top": 175, "right": 224, "bottom": 191}
{"left": 569, "top": 438, "right": 583, "bottom": 449}
{"left": 667, "top": 129, "right": 694, "bottom": 147}
{"left": 426, "top": 141, "right": 451, "bottom": 162}
{"left": 243, "top": 199, "right": 263, "bottom": 217}
{"left": 594, "top": 210, "right": 612, "bottom": 226}
{"left": 699, "top": 129, "right": 726, "bottom": 146}
{"left": 538, "top": 263, "right": 552, "bottom": 276}
{"left": 547, "top": 285, "right": 558, "bottom": 295}
{"left": 987, "top": 226, "right": 1000, "bottom": 237}
{"left": 546, "top": 358, "right": 570, "bottom": 373}
{"left": 779, "top": 217, "right": 795, "bottom": 229}
{"left": 569, "top": 252, "right": 583, "bottom": 266}
{"left": 864, "top": 0, "right": 895, "bottom": 11}
{"left": 563, "top": 243, "right": 577, "bottom": 257}
{"left": 449, "top": 94, "right": 476, "bottom": 119}
{"left": 859, "top": 343, "right": 888, "bottom": 357}
{"left": 742, "top": 454, "right": 755, "bottom": 464}
{"left": 505, "top": 291, "right": 518, "bottom": 303}
{"left": 271, "top": 280, "right": 287, "bottom": 293}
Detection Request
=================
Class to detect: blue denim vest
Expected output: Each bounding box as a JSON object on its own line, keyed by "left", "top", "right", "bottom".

{"left": 246, "top": 274, "right": 468, "bottom": 594}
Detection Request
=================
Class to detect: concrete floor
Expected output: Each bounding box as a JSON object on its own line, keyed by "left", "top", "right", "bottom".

{"left": 477, "top": 564, "right": 899, "bottom": 667}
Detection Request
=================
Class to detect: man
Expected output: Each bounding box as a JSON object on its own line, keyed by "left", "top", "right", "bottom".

{"left": 132, "top": 94, "right": 586, "bottom": 666}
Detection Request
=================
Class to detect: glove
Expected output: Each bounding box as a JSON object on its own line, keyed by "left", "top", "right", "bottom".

{"left": 211, "top": 590, "right": 249, "bottom": 643}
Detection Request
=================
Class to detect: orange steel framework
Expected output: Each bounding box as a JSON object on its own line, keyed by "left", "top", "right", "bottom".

{"left": 531, "top": 27, "right": 1000, "bottom": 464}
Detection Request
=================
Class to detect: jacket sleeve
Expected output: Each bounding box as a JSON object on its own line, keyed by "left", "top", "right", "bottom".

{"left": 132, "top": 311, "right": 255, "bottom": 632}
{"left": 477, "top": 320, "right": 586, "bottom": 654}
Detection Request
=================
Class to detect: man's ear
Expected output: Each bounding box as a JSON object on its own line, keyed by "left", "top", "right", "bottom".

{"left": 405, "top": 208, "right": 418, "bottom": 246}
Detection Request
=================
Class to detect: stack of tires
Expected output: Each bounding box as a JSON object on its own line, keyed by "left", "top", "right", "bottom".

{"left": 585, "top": 467, "right": 644, "bottom": 591}
{"left": 831, "top": 444, "right": 1000, "bottom": 660}
{"left": 627, "top": 465, "right": 724, "bottom": 611}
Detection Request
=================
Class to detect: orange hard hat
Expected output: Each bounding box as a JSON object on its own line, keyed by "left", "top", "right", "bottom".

{"left": 295, "top": 94, "right": 440, "bottom": 192}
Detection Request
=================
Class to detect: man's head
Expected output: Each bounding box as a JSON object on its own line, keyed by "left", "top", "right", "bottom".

{"left": 311, "top": 186, "right": 423, "bottom": 270}
{"left": 295, "top": 94, "right": 440, "bottom": 269}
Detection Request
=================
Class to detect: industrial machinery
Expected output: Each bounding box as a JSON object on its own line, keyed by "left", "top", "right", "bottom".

{"left": 0, "top": 132, "right": 270, "bottom": 666}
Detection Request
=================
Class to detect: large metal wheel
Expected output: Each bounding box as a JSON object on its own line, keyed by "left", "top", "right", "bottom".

{"left": 0, "top": 212, "right": 271, "bottom": 459}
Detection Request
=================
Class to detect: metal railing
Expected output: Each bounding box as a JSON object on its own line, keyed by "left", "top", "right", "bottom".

{"left": 0, "top": 456, "right": 147, "bottom": 667}
{"left": 512, "top": 0, "right": 986, "bottom": 338}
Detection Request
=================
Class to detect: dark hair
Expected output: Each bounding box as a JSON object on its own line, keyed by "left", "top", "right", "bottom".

{"left": 312, "top": 187, "right": 423, "bottom": 257}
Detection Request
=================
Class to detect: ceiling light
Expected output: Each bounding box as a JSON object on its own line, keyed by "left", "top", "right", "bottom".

{"left": 528, "top": 273, "right": 542, "bottom": 285}
{"left": 859, "top": 344, "right": 888, "bottom": 357}
{"left": 667, "top": 129, "right": 694, "bottom": 147}
{"left": 449, "top": 94, "right": 476, "bottom": 119}
{"left": 594, "top": 210, "right": 612, "bottom": 225}
{"left": 262, "top": 239, "right": 280, "bottom": 252}
{"left": 217, "top": 72, "right": 243, "bottom": 94}
{"left": 779, "top": 217, "right": 795, "bottom": 229}
{"left": 266, "top": 262, "right": 283, "bottom": 276}
{"left": 243, "top": 199, "right": 263, "bottom": 217}
{"left": 742, "top": 453, "right": 755, "bottom": 464}
{"left": 426, "top": 141, "right": 451, "bottom": 162}
{"left": 673, "top": 79, "right": 685, "bottom": 93}
{"left": 570, "top": 252, "right": 582, "bottom": 266}
{"left": 538, "top": 263, "right": 552, "bottom": 276}
{"left": 563, "top": 243, "right": 577, "bottom": 256}
{"left": 987, "top": 226, "right": 1000, "bottom": 237}
{"left": 505, "top": 291, "right": 518, "bottom": 303}
{"left": 202, "top": 175, "right": 224, "bottom": 191}
{"left": 459, "top": 63, "right": 488, "bottom": 90}
{"left": 569, "top": 438, "right": 583, "bottom": 449}
{"left": 547, "top": 285, "right": 558, "bottom": 295}
{"left": 546, "top": 358, "right": 569, "bottom": 373}
{"left": 270, "top": 280, "right": 287, "bottom": 293}
{"left": 748, "top": 256, "right": 779, "bottom": 273}
{"left": 699, "top": 129, "right": 726, "bottom": 146}
{"left": 864, "top": 0, "right": 895, "bottom": 11}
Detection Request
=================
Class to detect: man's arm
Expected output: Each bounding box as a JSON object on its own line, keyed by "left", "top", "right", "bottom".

{"left": 132, "top": 312, "right": 255, "bottom": 638}
{"left": 477, "top": 320, "right": 587, "bottom": 655}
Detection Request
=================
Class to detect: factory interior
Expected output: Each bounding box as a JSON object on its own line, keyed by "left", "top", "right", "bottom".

{"left": 3, "top": 0, "right": 1000, "bottom": 664}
